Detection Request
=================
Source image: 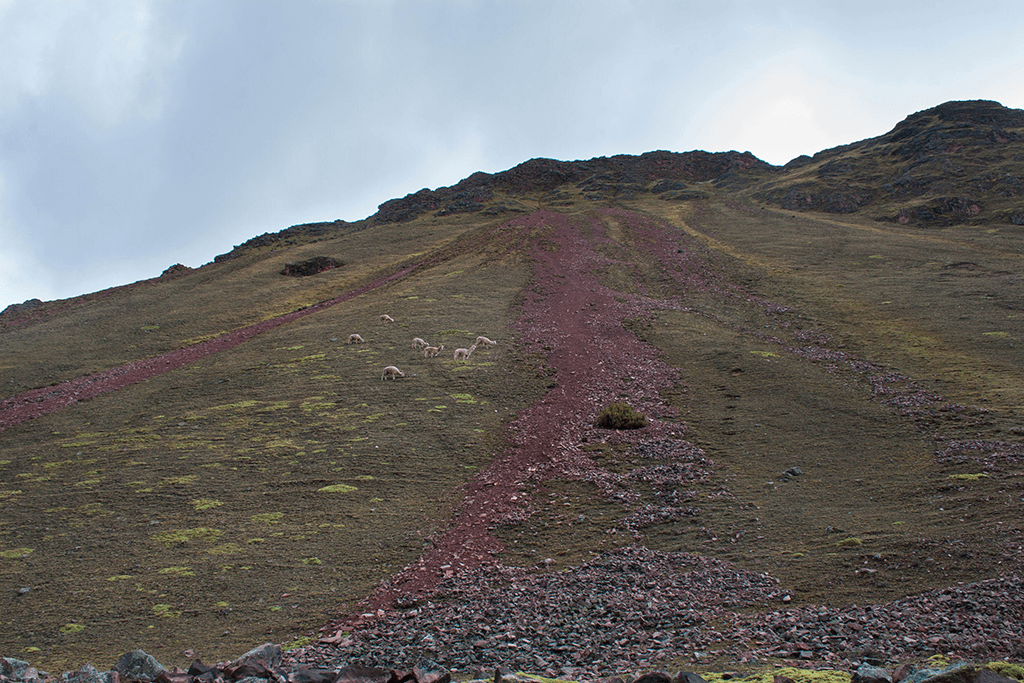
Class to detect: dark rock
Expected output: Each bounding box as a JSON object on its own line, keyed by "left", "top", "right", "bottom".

{"left": 289, "top": 670, "right": 341, "bottom": 683}
{"left": 0, "top": 298, "right": 44, "bottom": 319}
{"left": 917, "top": 663, "right": 978, "bottom": 683}
{"left": 1, "top": 658, "right": 38, "bottom": 681}
{"left": 186, "top": 660, "right": 216, "bottom": 677}
{"left": 673, "top": 673, "right": 708, "bottom": 683}
{"left": 894, "top": 664, "right": 916, "bottom": 683}
{"left": 912, "top": 664, "right": 978, "bottom": 683}
{"left": 332, "top": 664, "right": 396, "bottom": 683}
{"left": 853, "top": 664, "right": 893, "bottom": 683}
{"left": 281, "top": 256, "right": 344, "bottom": 277}
{"left": 632, "top": 673, "right": 672, "bottom": 683}
{"left": 58, "top": 664, "right": 115, "bottom": 683}
{"left": 160, "top": 264, "right": 193, "bottom": 278}
{"left": 227, "top": 643, "right": 282, "bottom": 679}
{"left": 154, "top": 667, "right": 192, "bottom": 683}
{"left": 976, "top": 670, "right": 1021, "bottom": 683}
{"left": 411, "top": 660, "right": 449, "bottom": 683}
{"left": 115, "top": 651, "right": 167, "bottom": 682}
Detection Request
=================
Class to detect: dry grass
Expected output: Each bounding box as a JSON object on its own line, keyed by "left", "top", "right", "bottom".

{"left": 2, "top": 185, "right": 1023, "bottom": 673}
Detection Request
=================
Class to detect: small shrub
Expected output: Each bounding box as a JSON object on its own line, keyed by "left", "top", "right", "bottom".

{"left": 596, "top": 402, "right": 648, "bottom": 430}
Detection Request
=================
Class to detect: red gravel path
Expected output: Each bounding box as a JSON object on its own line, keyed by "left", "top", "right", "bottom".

{"left": 319, "top": 209, "right": 702, "bottom": 638}
{"left": 0, "top": 265, "right": 419, "bottom": 432}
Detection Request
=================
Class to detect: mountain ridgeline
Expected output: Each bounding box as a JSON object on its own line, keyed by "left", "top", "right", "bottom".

{"left": 210, "top": 99, "right": 1024, "bottom": 263}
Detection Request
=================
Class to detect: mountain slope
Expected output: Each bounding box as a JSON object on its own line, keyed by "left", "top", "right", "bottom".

{"left": 1, "top": 101, "right": 1023, "bottom": 674}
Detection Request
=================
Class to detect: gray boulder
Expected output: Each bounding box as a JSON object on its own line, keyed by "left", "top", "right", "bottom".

{"left": 114, "top": 650, "right": 167, "bottom": 682}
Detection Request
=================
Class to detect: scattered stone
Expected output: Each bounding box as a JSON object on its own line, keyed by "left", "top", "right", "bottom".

{"left": 633, "top": 673, "right": 671, "bottom": 683}
{"left": 332, "top": 664, "right": 395, "bottom": 683}
{"left": 58, "top": 663, "right": 115, "bottom": 683}
{"left": 410, "top": 660, "right": 449, "bottom": 683}
{"left": 853, "top": 664, "right": 893, "bottom": 683}
{"left": 115, "top": 651, "right": 167, "bottom": 682}
{"left": 1, "top": 658, "right": 40, "bottom": 682}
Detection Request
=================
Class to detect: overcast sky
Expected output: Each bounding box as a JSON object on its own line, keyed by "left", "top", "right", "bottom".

{"left": 2, "top": 0, "right": 1023, "bottom": 311}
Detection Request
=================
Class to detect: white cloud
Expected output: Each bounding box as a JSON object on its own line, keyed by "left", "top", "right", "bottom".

{"left": 0, "top": 177, "right": 56, "bottom": 308}
{"left": 0, "top": 0, "right": 182, "bottom": 125}
{"left": 690, "top": 60, "right": 888, "bottom": 165}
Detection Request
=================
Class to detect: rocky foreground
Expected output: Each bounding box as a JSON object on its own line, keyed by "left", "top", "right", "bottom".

{"left": 3, "top": 547, "right": 1023, "bottom": 683}
{"left": 3, "top": 642, "right": 1024, "bottom": 683}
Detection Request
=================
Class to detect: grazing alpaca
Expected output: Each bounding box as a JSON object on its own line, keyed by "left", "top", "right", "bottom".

{"left": 453, "top": 344, "right": 477, "bottom": 361}
{"left": 424, "top": 344, "right": 444, "bottom": 358}
{"left": 411, "top": 337, "right": 429, "bottom": 349}
{"left": 381, "top": 365, "right": 405, "bottom": 380}
{"left": 347, "top": 334, "right": 364, "bottom": 344}
{"left": 379, "top": 314, "right": 394, "bottom": 323}
{"left": 474, "top": 336, "right": 497, "bottom": 346}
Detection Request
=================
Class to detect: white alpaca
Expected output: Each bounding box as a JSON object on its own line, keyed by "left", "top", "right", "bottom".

{"left": 424, "top": 344, "right": 444, "bottom": 358}
{"left": 381, "top": 365, "right": 405, "bottom": 380}
{"left": 411, "top": 337, "right": 429, "bottom": 349}
{"left": 453, "top": 344, "right": 477, "bottom": 361}
{"left": 347, "top": 334, "right": 365, "bottom": 344}
{"left": 379, "top": 314, "right": 394, "bottom": 323}
{"left": 474, "top": 336, "right": 497, "bottom": 346}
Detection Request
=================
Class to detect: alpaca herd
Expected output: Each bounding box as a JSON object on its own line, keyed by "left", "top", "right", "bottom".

{"left": 345, "top": 314, "right": 497, "bottom": 381}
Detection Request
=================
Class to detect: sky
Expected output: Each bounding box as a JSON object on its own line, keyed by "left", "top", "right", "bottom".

{"left": 1, "top": 1, "right": 1023, "bottom": 311}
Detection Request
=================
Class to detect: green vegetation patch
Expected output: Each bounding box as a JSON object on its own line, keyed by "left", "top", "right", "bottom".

{"left": 318, "top": 483, "right": 358, "bottom": 494}
{"left": 152, "top": 604, "right": 181, "bottom": 619}
{"left": 158, "top": 566, "right": 195, "bottom": 577}
{"left": 948, "top": 473, "right": 988, "bottom": 481}
{"left": 161, "top": 474, "right": 200, "bottom": 486}
{"left": 0, "top": 548, "right": 34, "bottom": 559}
{"left": 836, "top": 537, "right": 863, "bottom": 548}
{"left": 596, "top": 402, "right": 648, "bottom": 430}
{"left": 211, "top": 400, "right": 259, "bottom": 411}
{"left": 192, "top": 498, "right": 223, "bottom": 510}
{"left": 252, "top": 512, "right": 284, "bottom": 524}
{"left": 151, "top": 527, "right": 223, "bottom": 545}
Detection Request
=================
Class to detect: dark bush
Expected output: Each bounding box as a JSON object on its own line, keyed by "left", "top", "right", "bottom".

{"left": 596, "top": 402, "right": 648, "bottom": 430}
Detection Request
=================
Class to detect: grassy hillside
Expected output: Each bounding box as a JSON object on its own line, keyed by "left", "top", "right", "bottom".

{"left": 2, "top": 101, "right": 1023, "bottom": 673}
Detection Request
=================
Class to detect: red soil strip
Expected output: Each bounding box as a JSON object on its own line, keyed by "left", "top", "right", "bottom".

{"left": 319, "top": 209, "right": 698, "bottom": 638}
{"left": 0, "top": 265, "right": 419, "bottom": 432}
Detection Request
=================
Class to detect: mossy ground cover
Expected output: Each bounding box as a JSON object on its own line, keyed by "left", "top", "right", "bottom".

{"left": 0, "top": 212, "right": 549, "bottom": 671}
{"left": 2, "top": 188, "right": 1023, "bottom": 673}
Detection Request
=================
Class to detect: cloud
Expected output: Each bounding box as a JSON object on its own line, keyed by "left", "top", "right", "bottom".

{"left": 0, "top": 0, "right": 183, "bottom": 125}
{"left": 0, "top": 175, "right": 57, "bottom": 307}
{"left": 690, "top": 61, "right": 886, "bottom": 165}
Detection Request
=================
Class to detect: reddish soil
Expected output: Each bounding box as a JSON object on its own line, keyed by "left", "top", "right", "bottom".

{"left": 6, "top": 208, "right": 1023, "bottom": 675}
{"left": 318, "top": 209, "right": 712, "bottom": 638}
{"left": 0, "top": 265, "right": 418, "bottom": 432}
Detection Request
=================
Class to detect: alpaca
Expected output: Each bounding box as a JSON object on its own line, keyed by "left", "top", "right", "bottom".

{"left": 381, "top": 365, "right": 405, "bottom": 380}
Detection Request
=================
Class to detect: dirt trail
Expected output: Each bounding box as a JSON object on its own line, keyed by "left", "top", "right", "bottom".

{"left": 318, "top": 209, "right": 705, "bottom": 638}
{"left": 0, "top": 265, "right": 419, "bottom": 431}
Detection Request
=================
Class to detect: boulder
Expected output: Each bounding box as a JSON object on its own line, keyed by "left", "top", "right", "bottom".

{"left": 114, "top": 650, "right": 167, "bottom": 682}
{"left": 853, "top": 664, "right": 893, "bottom": 683}
{"left": 281, "top": 257, "right": 343, "bottom": 277}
